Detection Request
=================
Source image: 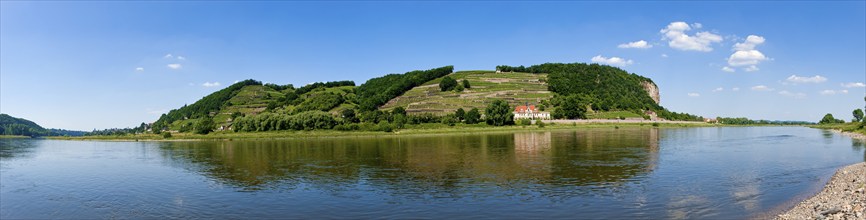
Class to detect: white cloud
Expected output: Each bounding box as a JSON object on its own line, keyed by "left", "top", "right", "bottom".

{"left": 733, "top": 35, "right": 765, "bottom": 51}
{"left": 778, "top": 90, "right": 806, "bottom": 99}
{"left": 732, "top": 87, "right": 740, "bottom": 91}
{"left": 751, "top": 85, "right": 773, "bottom": 91}
{"left": 590, "top": 55, "right": 634, "bottom": 66}
{"left": 618, "top": 40, "right": 653, "bottom": 49}
{"left": 728, "top": 50, "right": 768, "bottom": 66}
{"left": 177, "top": 56, "right": 186, "bottom": 60}
{"left": 841, "top": 82, "right": 866, "bottom": 88}
{"left": 820, "top": 89, "right": 849, "bottom": 95}
{"left": 660, "top": 21, "right": 723, "bottom": 52}
{"left": 135, "top": 67, "right": 144, "bottom": 71}
{"left": 785, "top": 75, "right": 827, "bottom": 84}
{"left": 202, "top": 82, "right": 221, "bottom": 87}
{"left": 722, "top": 66, "right": 735, "bottom": 72}
{"left": 167, "top": 63, "right": 182, "bottom": 69}
{"left": 164, "top": 54, "right": 173, "bottom": 58}
{"left": 688, "top": 92, "right": 700, "bottom": 97}
{"left": 712, "top": 87, "right": 724, "bottom": 92}
{"left": 726, "top": 35, "right": 769, "bottom": 72}
{"left": 661, "top": 54, "right": 668, "bottom": 58}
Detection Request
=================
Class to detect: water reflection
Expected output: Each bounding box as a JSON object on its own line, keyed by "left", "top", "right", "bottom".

{"left": 0, "top": 139, "right": 39, "bottom": 160}
{"left": 158, "top": 128, "right": 661, "bottom": 194}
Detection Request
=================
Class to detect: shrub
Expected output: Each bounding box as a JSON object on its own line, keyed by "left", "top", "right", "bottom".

{"left": 454, "top": 84, "right": 464, "bottom": 92}
{"left": 193, "top": 117, "right": 214, "bottom": 134}
{"left": 162, "top": 132, "right": 172, "bottom": 138}
{"left": 518, "top": 118, "right": 532, "bottom": 126}
{"left": 441, "top": 114, "right": 458, "bottom": 126}
{"left": 536, "top": 119, "right": 545, "bottom": 128}
{"left": 439, "top": 76, "right": 458, "bottom": 92}
{"left": 462, "top": 79, "right": 471, "bottom": 89}
{"left": 465, "top": 108, "right": 481, "bottom": 124}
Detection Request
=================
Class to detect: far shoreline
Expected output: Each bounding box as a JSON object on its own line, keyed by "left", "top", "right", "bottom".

{"left": 49, "top": 121, "right": 733, "bottom": 142}
{"left": 44, "top": 122, "right": 813, "bottom": 142}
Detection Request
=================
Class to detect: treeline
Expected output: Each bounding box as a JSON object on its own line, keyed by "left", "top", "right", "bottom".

{"left": 87, "top": 122, "right": 150, "bottom": 136}
{"left": 495, "top": 63, "right": 701, "bottom": 121}
{"left": 0, "top": 114, "right": 53, "bottom": 137}
{"left": 355, "top": 66, "right": 453, "bottom": 111}
{"left": 153, "top": 79, "right": 262, "bottom": 130}
{"left": 294, "top": 80, "right": 355, "bottom": 95}
{"left": 716, "top": 117, "right": 813, "bottom": 125}
{"left": 231, "top": 100, "right": 514, "bottom": 133}
{"left": 49, "top": 129, "right": 87, "bottom": 137}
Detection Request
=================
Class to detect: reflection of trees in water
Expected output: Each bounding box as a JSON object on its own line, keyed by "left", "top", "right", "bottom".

{"left": 853, "top": 138, "right": 866, "bottom": 161}
{"left": 158, "top": 129, "right": 660, "bottom": 197}
{"left": 547, "top": 128, "right": 659, "bottom": 186}
{"left": 0, "top": 139, "right": 40, "bottom": 160}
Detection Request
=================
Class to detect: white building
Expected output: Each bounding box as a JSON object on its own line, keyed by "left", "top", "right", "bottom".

{"left": 513, "top": 105, "right": 550, "bottom": 120}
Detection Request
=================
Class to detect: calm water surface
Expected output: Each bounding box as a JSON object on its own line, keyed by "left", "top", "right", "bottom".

{"left": 1, "top": 127, "right": 864, "bottom": 219}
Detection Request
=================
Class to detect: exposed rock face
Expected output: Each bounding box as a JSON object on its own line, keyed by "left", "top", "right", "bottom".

{"left": 641, "top": 81, "right": 660, "bottom": 104}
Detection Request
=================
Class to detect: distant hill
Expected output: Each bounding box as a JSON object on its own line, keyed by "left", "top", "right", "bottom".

{"left": 0, "top": 114, "right": 53, "bottom": 137}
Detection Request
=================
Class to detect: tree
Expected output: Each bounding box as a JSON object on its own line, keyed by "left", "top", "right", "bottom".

{"left": 455, "top": 108, "right": 465, "bottom": 121}
{"left": 439, "top": 76, "right": 458, "bottom": 92}
{"left": 553, "top": 95, "right": 588, "bottom": 119}
{"left": 462, "top": 79, "right": 471, "bottom": 89}
{"left": 194, "top": 117, "right": 215, "bottom": 134}
{"left": 819, "top": 113, "right": 838, "bottom": 124}
{"left": 392, "top": 107, "right": 407, "bottom": 116}
{"left": 341, "top": 108, "right": 358, "bottom": 123}
{"left": 854, "top": 109, "right": 864, "bottom": 122}
{"left": 454, "top": 83, "right": 464, "bottom": 92}
{"left": 441, "top": 114, "right": 458, "bottom": 126}
{"left": 465, "top": 108, "right": 481, "bottom": 124}
{"left": 485, "top": 100, "right": 514, "bottom": 126}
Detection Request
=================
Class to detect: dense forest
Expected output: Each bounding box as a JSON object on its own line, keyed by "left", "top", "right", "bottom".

{"left": 0, "top": 114, "right": 54, "bottom": 137}
{"left": 355, "top": 66, "right": 453, "bottom": 111}
{"left": 496, "top": 63, "right": 702, "bottom": 121}
{"left": 0, "top": 114, "right": 88, "bottom": 137}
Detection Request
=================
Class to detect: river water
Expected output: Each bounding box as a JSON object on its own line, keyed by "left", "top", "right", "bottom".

{"left": 1, "top": 127, "right": 863, "bottom": 219}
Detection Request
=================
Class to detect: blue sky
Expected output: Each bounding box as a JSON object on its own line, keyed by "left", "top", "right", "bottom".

{"left": 1, "top": 1, "right": 864, "bottom": 130}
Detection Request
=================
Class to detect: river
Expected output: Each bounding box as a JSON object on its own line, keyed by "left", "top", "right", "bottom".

{"left": 1, "top": 127, "right": 863, "bottom": 219}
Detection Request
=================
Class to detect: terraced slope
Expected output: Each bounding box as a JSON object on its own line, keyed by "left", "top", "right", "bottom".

{"left": 169, "top": 85, "right": 284, "bottom": 130}
{"left": 379, "top": 71, "right": 553, "bottom": 115}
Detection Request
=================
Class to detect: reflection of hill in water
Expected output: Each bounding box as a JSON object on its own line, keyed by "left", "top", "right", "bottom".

{"left": 158, "top": 128, "right": 660, "bottom": 194}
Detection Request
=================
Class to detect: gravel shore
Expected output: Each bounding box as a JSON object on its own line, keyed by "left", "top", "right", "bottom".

{"left": 775, "top": 162, "right": 866, "bottom": 220}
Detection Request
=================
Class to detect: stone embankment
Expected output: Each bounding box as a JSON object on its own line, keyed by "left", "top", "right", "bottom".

{"left": 776, "top": 162, "right": 866, "bottom": 220}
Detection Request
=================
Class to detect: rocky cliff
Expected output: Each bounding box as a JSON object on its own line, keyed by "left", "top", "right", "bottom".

{"left": 641, "top": 81, "right": 660, "bottom": 104}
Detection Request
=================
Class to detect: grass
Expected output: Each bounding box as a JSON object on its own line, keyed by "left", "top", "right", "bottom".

{"left": 52, "top": 121, "right": 723, "bottom": 141}
{"left": 380, "top": 70, "right": 553, "bottom": 115}
{"left": 809, "top": 122, "right": 866, "bottom": 135}
{"left": 0, "top": 135, "right": 30, "bottom": 139}
{"left": 586, "top": 111, "right": 643, "bottom": 119}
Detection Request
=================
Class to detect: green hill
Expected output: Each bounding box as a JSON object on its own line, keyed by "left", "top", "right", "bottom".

{"left": 0, "top": 114, "right": 53, "bottom": 137}
{"left": 150, "top": 63, "right": 700, "bottom": 134}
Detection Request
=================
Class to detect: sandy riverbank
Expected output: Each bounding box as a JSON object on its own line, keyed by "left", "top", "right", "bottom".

{"left": 776, "top": 159, "right": 866, "bottom": 220}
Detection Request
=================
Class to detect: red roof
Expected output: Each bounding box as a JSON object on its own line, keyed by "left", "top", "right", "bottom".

{"left": 514, "top": 105, "right": 537, "bottom": 113}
